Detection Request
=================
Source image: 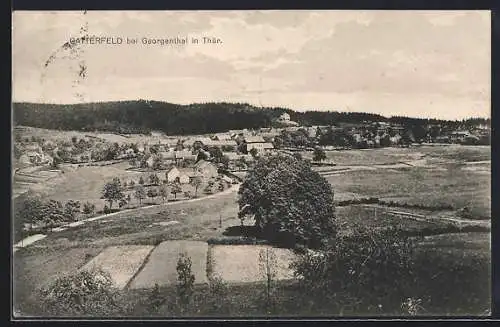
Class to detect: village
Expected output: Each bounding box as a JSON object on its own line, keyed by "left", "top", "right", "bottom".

{"left": 13, "top": 112, "right": 491, "bottom": 171}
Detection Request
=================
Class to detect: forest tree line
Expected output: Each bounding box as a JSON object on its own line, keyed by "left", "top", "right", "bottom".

{"left": 13, "top": 100, "right": 490, "bottom": 136}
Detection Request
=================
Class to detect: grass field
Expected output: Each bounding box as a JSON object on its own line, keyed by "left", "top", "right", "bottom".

{"left": 326, "top": 164, "right": 490, "bottom": 218}
{"left": 33, "top": 185, "right": 241, "bottom": 248}
{"left": 301, "top": 144, "right": 490, "bottom": 166}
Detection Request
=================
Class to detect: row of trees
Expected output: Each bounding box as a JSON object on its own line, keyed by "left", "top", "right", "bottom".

{"left": 14, "top": 196, "right": 96, "bottom": 235}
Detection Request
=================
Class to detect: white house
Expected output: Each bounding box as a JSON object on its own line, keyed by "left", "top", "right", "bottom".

{"left": 166, "top": 166, "right": 181, "bottom": 183}
{"left": 278, "top": 113, "right": 291, "bottom": 122}
{"left": 246, "top": 142, "right": 274, "bottom": 153}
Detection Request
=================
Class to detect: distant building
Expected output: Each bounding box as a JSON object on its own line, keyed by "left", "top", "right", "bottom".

{"left": 244, "top": 136, "right": 274, "bottom": 153}
{"left": 213, "top": 133, "right": 233, "bottom": 141}
{"left": 278, "top": 113, "right": 291, "bottom": 122}
{"left": 449, "top": 131, "right": 472, "bottom": 144}
{"left": 194, "top": 160, "right": 218, "bottom": 179}
{"left": 247, "top": 142, "right": 274, "bottom": 153}
{"left": 166, "top": 166, "right": 192, "bottom": 184}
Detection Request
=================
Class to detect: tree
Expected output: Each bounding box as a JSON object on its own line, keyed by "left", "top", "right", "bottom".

{"left": 259, "top": 248, "right": 278, "bottom": 313}
{"left": 152, "top": 156, "right": 162, "bottom": 171}
{"left": 129, "top": 180, "right": 135, "bottom": 187}
{"left": 236, "top": 156, "right": 247, "bottom": 170}
{"left": 102, "top": 178, "right": 125, "bottom": 209}
{"left": 249, "top": 147, "right": 259, "bottom": 158}
{"left": 40, "top": 268, "right": 122, "bottom": 316}
{"left": 14, "top": 195, "right": 45, "bottom": 237}
{"left": 190, "top": 176, "right": 203, "bottom": 197}
{"left": 159, "top": 184, "right": 169, "bottom": 203}
{"left": 313, "top": 148, "right": 327, "bottom": 162}
{"left": 220, "top": 155, "right": 230, "bottom": 171}
{"left": 171, "top": 182, "right": 182, "bottom": 199}
{"left": 139, "top": 176, "right": 145, "bottom": 185}
{"left": 64, "top": 200, "right": 81, "bottom": 221}
{"left": 208, "top": 146, "right": 223, "bottom": 163}
{"left": 82, "top": 202, "right": 96, "bottom": 215}
{"left": 51, "top": 156, "right": 62, "bottom": 169}
{"left": 150, "top": 173, "right": 160, "bottom": 186}
{"left": 134, "top": 185, "right": 146, "bottom": 205}
{"left": 238, "top": 154, "right": 336, "bottom": 248}
{"left": 176, "top": 253, "right": 195, "bottom": 310}
{"left": 147, "top": 188, "right": 158, "bottom": 202}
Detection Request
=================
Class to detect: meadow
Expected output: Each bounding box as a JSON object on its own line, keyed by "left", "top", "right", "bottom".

{"left": 12, "top": 143, "right": 491, "bottom": 317}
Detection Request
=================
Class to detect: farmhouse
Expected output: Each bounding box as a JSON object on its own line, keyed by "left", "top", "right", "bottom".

{"left": 213, "top": 133, "right": 233, "bottom": 141}
{"left": 449, "top": 131, "right": 472, "bottom": 144}
{"left": 175, "top": 150, "right": 197, "bottom": 162}
{"left": 244, "top": 136, "right": 274, "bottom": 153}
{"left": 247, "top": 142, "right": 274, "bottom": 153}
{"left": 166, "top": 167, "right": 182, "bottom": 183}
{"left": 194, "top": 160, "right": 218, "bottom": 179}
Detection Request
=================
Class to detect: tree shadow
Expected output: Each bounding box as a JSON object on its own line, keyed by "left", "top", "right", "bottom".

{"left": 222, "top": 225, "right": 261, "bottom": 238}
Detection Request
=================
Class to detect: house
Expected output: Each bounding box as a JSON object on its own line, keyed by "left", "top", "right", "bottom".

{"left": 222, "top": 152, "right": 240, "bottom": 161}
{"left": 245, "top": 136, "right": 265, "bottom": 143}
{"left": 175, "top": 150, "right": 197, "bottom": 162}
{"left": 194, "top": 160, "right": 218, "bottom": 179}
{"left": 244, "top": 136, "right": 272, "bottom": 153}
{"left": 166, "top": 166, "right": 180, "bottom": 183}
{"left": 145, "top": 155, "right": 156, "bottom": 168}
{"left": 246, "top": 142, "right": 274, "bottom": 153}
{"left": 449, "top": 131, "right": 472, "bottom": 144}
{"left": 166, "top": 166, "right": 197, "bottom": 184}
{"left": 213, "top": 133, "right": 233, "bottom": 141}
{"left": 278, "top": 113, "right": 291, "bottom": 122}
{"left": 159, "top": 150, "right": 176, "bottom": 162}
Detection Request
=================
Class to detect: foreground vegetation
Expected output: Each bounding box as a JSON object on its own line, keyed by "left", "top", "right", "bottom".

{"left": 18, "top": 228, "right": 489, "bottom": 317}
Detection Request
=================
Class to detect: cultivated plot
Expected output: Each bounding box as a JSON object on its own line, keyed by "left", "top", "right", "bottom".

{"left": 129, "top": 240, "right": 208, "bottom": 289}
{"left": 81, "top": 245, "right": 154, "bottom": 289}
{"left": 209, "top": 245, "right": 296, "bottom": 283}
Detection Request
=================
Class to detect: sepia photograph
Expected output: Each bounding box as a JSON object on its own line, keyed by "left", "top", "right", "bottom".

{"left": 11, "top": 10, "right": 491, "bottom": 318}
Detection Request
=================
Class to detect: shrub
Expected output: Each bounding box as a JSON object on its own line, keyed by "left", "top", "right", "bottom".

{"left": 82, "top": 202, "right": 96, "bottom": 215}
{"left": 207, "top": 276, "right": 229, "bottom": 314}
{"left": 147, "top": 283, "right": 166, "bottom": 314}
{"left": 39, "top": 268, "right": 122, "bottom": 316}
{"left": 177, "top": 253, "right": 195, "bottom": 311}
{"left": 291, "top": 226, "right": 417, "bottom": 315}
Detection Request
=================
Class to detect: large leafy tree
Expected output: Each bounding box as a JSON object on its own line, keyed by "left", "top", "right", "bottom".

{"left": 238, "top": 154, "right": 336, "bottom": 248}
{"left": 102, "top": 177, "right": 125, "bottom": 209}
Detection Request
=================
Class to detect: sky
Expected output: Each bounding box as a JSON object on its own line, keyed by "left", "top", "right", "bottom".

{"left": 12, "top": 10, "right": 490, "bottom": 120}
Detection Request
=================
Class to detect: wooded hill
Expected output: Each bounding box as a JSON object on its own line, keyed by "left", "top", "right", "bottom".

{"left": 12, "top": 100, "right": 489, "bottom": 135}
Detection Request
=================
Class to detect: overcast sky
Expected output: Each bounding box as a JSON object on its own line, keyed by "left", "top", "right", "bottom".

{"left": 12, "top": 10, "right": 490, "bottom": 120}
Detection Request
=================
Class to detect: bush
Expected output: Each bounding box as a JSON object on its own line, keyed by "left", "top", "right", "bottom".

{"left": 177, "top": 253, "right": 195, "bottom": 311}
{"left": 82, "top": 202, "right": 96, "bottom": 215}
{"left": 39, "top": 268, "right": 123, "bottom": 316}
{"left": 291, "top": 226, "right": 417, "bottom": 315}
{"left": 207, "top": 276, "right": 229, "bottom": 314}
